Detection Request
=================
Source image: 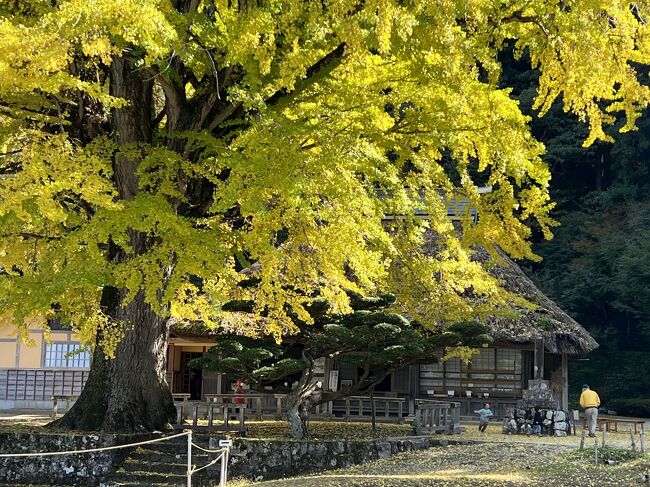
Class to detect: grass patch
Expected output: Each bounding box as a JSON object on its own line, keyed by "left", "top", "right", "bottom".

{"left": 570, "top": 446, "right": 643, "bottom": 463}
{"left": 244, "top": 420, "right": 414, "bottom": 441}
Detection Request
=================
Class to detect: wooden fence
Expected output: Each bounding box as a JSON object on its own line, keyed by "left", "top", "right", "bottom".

{"left": 0, "top": 369, "right": 89, "bottom": 401}
{"left": 413, "top": 399, "right": 461, "bottom": 434}
{"left": 201, "top": 393, "right": 408, "bottom": 422}
{"left": 189, "top": 393, "right": 460, "bottom": 433}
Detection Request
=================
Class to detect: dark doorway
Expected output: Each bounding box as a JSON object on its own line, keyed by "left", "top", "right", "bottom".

{"left": 181, "top": 352, "right": 204, "bottom": 400}
{"left": 374, "top": 373, "right": 393, "bottom": 392}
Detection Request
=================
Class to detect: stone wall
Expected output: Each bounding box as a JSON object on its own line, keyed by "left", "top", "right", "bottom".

{"left": 0, "top": 431, "right": 459, "bottom": 485}
{"left": 213, "top": 436, "right": 434, "bottom": 481}
{"left": 0, "top": 432, "right": 134, "bottom": 485}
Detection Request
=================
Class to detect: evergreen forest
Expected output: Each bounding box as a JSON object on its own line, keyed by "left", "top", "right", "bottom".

{"left": 504, "top": 51, "right": 650, "bottom": 416}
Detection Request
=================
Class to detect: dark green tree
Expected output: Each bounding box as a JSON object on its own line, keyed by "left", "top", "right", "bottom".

{"left": 497, "top": 47, "right": 650, "bottom": 412}
{"left": 192, "top": 293, "right": 490, "bottom": 439}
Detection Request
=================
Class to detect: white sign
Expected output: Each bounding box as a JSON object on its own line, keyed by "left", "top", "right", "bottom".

{"left": 218, "top": 439, "right": 233, "bottom": 448}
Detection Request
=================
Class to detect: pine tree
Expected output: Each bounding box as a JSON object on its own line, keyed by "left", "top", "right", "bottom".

{"left": 192, "top": 292, "right": 490, "bottom": 438}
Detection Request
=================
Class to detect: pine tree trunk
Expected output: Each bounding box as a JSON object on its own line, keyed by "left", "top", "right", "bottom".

{"left": 285, "top": 374, "right": 323, "bottom": 439}
{"left": 286, "top": 398, "right": 310, "bottom": 440}
{"left": 50, "top": 56, "right": 176, "bottom": 432}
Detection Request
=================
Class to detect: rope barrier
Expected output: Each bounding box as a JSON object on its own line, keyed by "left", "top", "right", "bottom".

{"left": 0, "top": 431, "right": 191, "bottom": 458}
{"left": 191, "top": 443, "right": 228, "bottom": 454}
{"left": 0, "top": 429, "right": 231, "bottom": 486}
{"left": 191, "top": 453, "right": 224, "bottom": 474}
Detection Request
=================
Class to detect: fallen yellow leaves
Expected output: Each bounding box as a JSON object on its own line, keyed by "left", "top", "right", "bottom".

{"left": 254, "top": 442, "right": 650, "bottom": 486}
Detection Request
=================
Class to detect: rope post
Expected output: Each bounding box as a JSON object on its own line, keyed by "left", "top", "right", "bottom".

{"left": 187, "top": 430, "right": 193, "bottom": 487}
{"left": 220, "top": 447, "right": 229, "bottom": 486}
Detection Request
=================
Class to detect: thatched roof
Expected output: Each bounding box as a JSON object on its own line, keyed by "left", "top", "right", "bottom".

{"left": 474, "top": 247, "right": 598, "bottom": 355}
{"left": 171, "top": 232, "right": 597, "bottom": 355}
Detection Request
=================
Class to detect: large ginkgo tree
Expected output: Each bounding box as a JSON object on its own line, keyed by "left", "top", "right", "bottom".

{"left": 0, "top": 1, "right": 648, "bottom": 431}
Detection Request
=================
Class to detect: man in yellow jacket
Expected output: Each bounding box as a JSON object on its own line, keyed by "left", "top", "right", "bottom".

{"left": 579, "top": 384, "right": 601, "bottom": 437}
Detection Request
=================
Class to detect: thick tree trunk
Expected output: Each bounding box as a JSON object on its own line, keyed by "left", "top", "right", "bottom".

{"left": 50, "top": 56, "right": 176, "bottom": 432}
{"left": 285, "top": 375, "right": 323, "bottom": 439}
{"left": 50, "top": 289, "right": 176, "bottom": 432}
{"left": 286, "top": 399, "right": 310, "bottom": 440}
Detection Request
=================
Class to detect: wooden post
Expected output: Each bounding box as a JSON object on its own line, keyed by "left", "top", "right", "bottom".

{"left": 370, "top": 387, "right": 376, "bottom": 433}
{"left": 51, "top": 397, "right": 58, "bottom": 419}
{"left": 534, "top": 338, "right": 545, "bottom": 380}
{"left": 275, "top": 395, "right": 283, "bottom": 418}
{"left": 630, "top": 426, "right": 637, "bottom": 452}
{"left": 192, "top": 405, "right": 198, "bottom": 426}
{"left": 256, "top": 396, "right": 262, "bottom": 419}
{"left": 219, "top": 446, "right": 229, "bottom": 487}
{"left": 561, "top": 353, "right": 569, "bottom": 411}
{"left": 594, "top": 435, "right": 598, "bottom": 464}
{"left": 408, "top": 364, "right": 417, "bottom": 417}
{"left": 176, "top": 404, "right": 183, "bottom": 426}
{"left": 186, "top": 430, "right": 192, "bottom": 487}
{"left": 207, "top": 405, "right": 214, "bottom": 427}
{"left": 601, "top": 424, "right": 606, "bottom": 448}
{"left": 640, "top": 428, "right": 645, "bottom": 454}
{"left": 167, "top": 343, "right": 175, "bottom": 392}
{"left": 579, "top": 430, "right": 585, "bottom": 450}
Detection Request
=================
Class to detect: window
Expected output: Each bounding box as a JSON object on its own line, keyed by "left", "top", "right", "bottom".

{"left": 470, "top": 348, "right": 496, "bottom": 370}
{"left": 420, "top": 361, "right": 444, "bottom": 391}
{"left": 444, "top": 357, "right": 461, "bottom": 387}
{"left": 496, "top": 349, "right": 521, "bottom": 371}
{"left": 44, "top": 343, "right": 90, "bottom": 368}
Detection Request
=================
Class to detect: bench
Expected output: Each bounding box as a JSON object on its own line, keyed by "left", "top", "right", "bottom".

{"left": 51, "top": 395, "right": 78, "bottom": 418}
{"left": 583, "top": 417, "right": 646, "bottom": 434}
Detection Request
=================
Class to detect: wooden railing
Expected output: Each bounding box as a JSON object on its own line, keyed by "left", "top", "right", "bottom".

{"left": 335, "top": 396, "right": 407, "bottom": 423}
{"left": 205, "top": 393, "right": 285, "bottom": 419}
{"left": 201, "top": 393, "right": 409, "bottom": 422}
{"left": 414, "top": 399, "right": 461, "bottom": 434}
{"left": 175, "top": 402, "right": 246, "bottom": 432}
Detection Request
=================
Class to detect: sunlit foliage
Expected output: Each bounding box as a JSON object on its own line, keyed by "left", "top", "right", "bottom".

{"left": 1, "top": 1, "right": 648, "bottom": 350}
